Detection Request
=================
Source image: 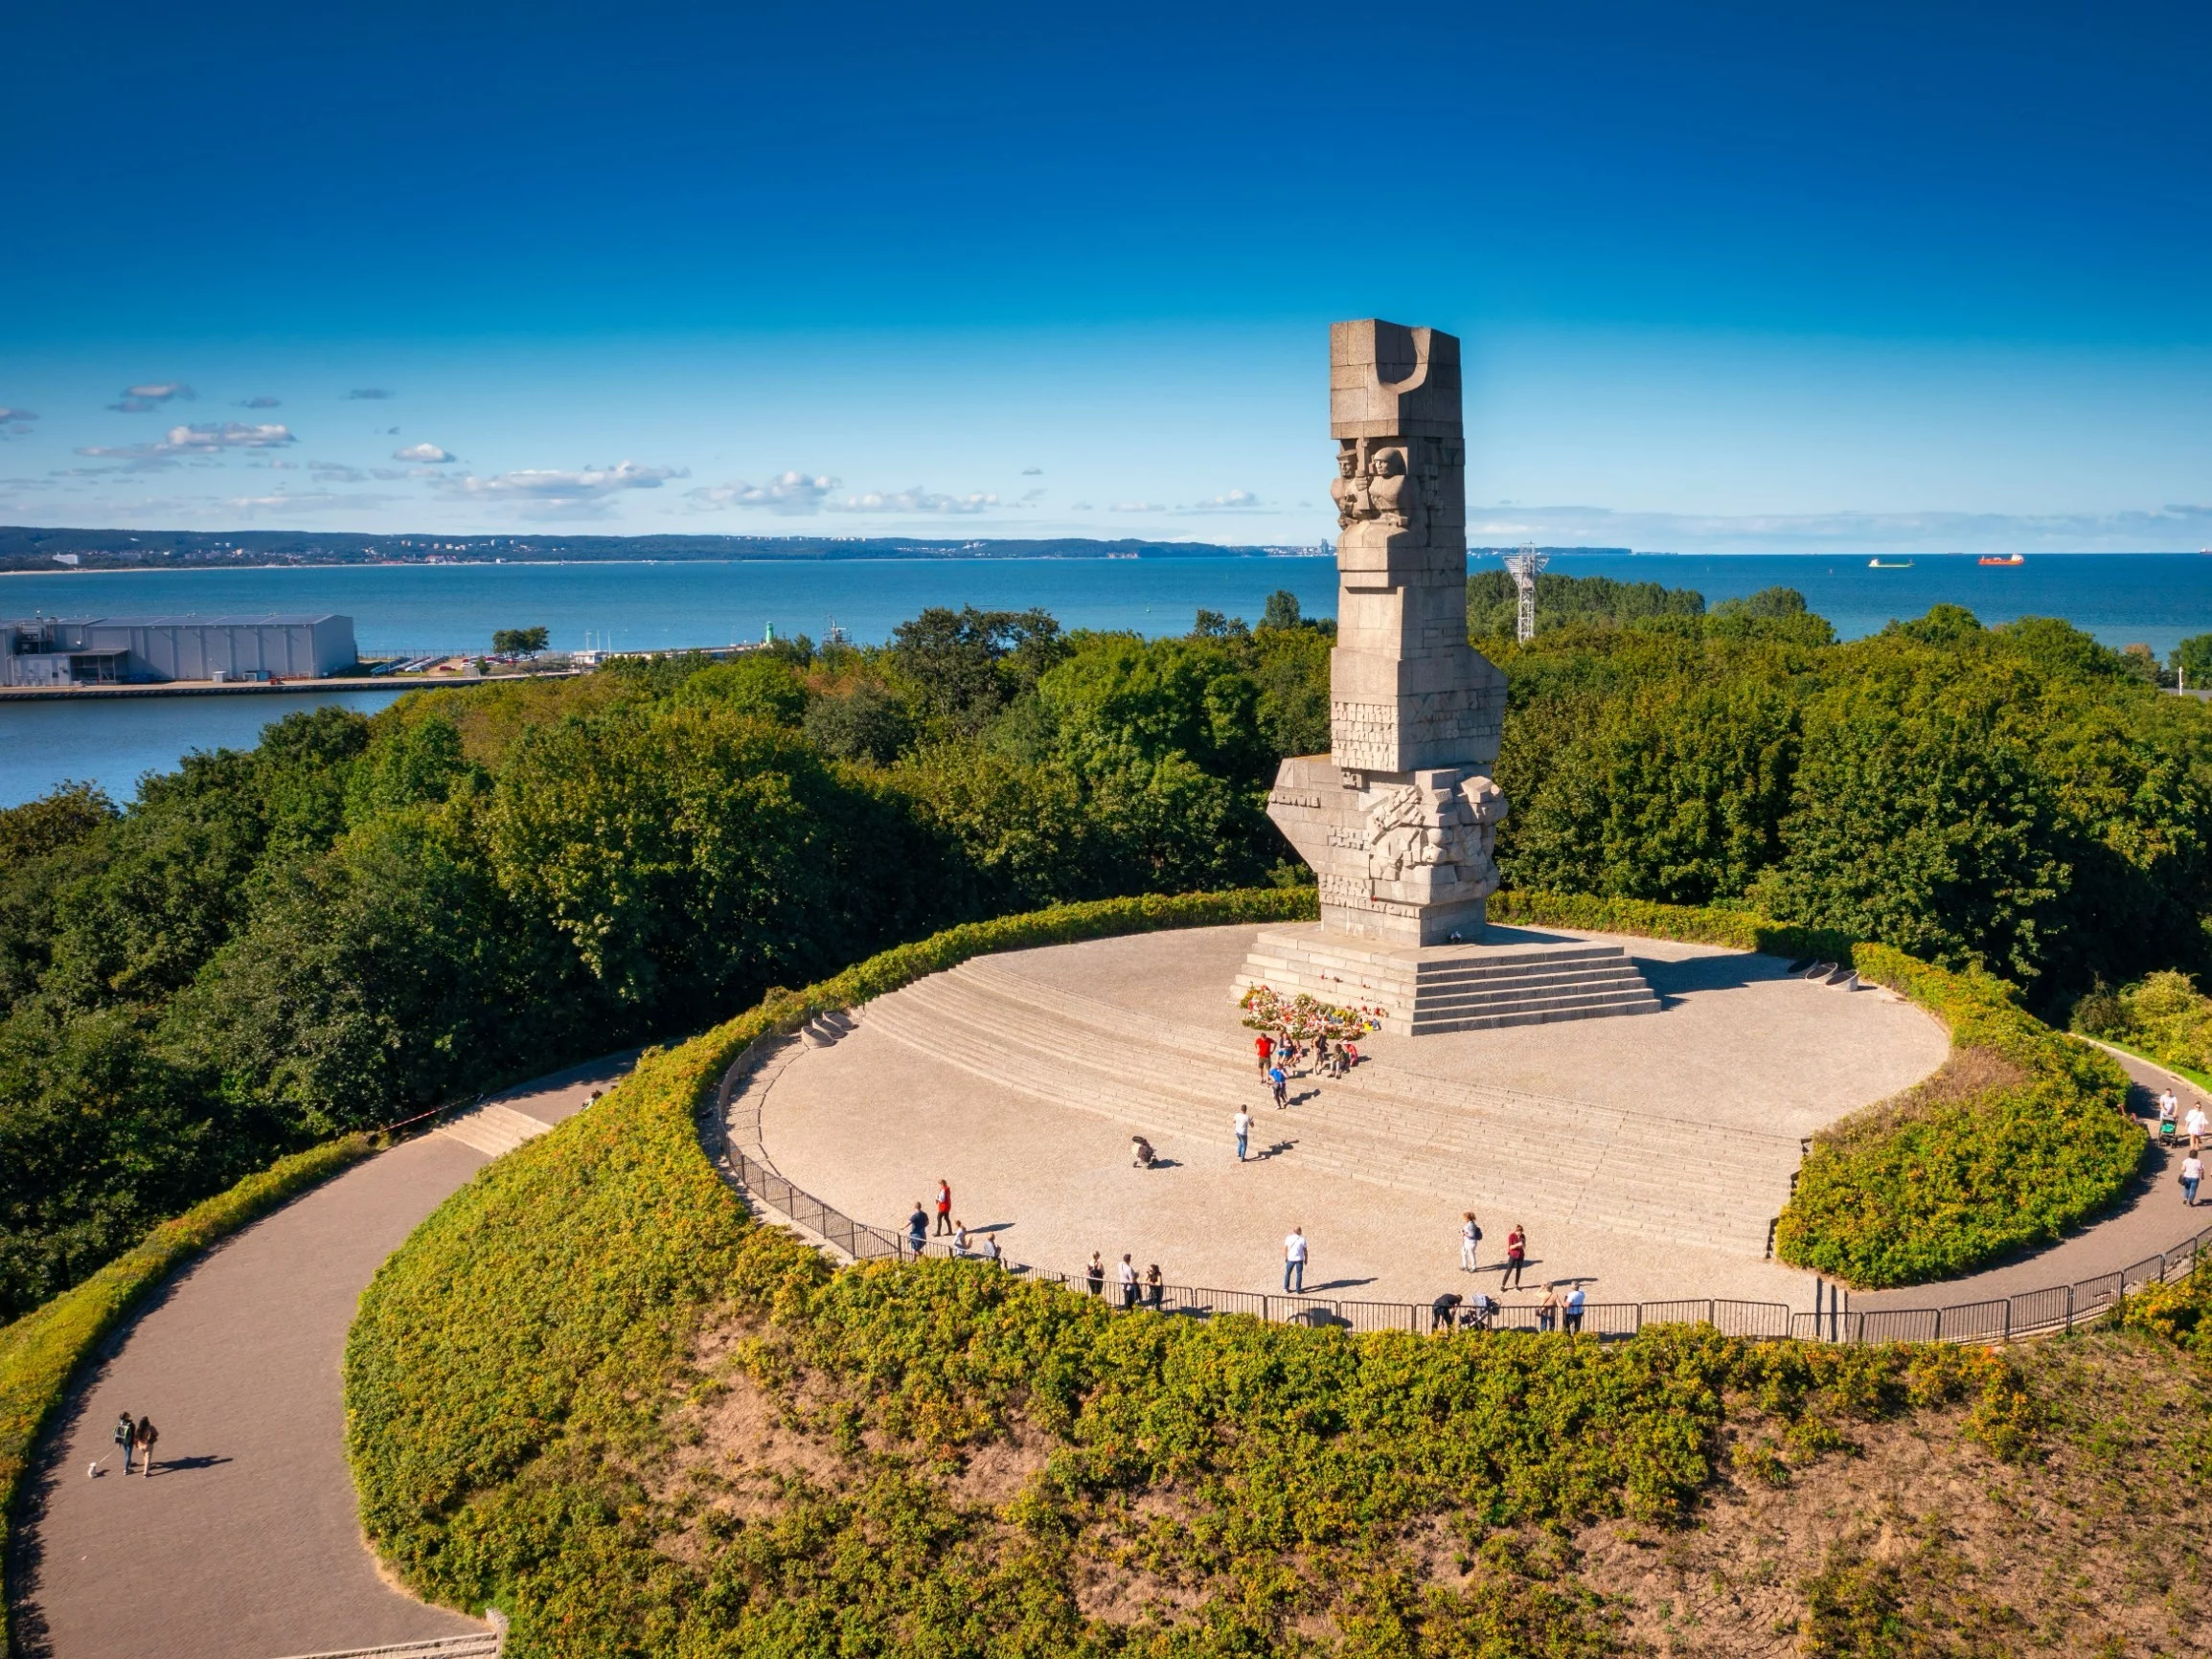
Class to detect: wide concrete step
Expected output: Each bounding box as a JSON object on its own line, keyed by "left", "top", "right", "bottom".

{"left": 861, "top": 966, "right": 1790, "bottom": 1251}
{"left": 434, "top": 1102, "right": 551, "bottom": 1159}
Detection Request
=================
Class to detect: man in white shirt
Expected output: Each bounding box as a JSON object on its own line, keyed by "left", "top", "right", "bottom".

{"left": 1562, "top": 1284, "right": 1586, "bottom": 1334}
{"left": 2157, "top": 1087, "right": 2179, "bottom": 1125}
{"left": 1283, "top": 1227, "right": 1309, "bottom": 1293}
{"left": 1117, "top": 1253, "right": 1140, "bottom": 1308}
{"left": 1233, "top": 1108, "right": 1253, "bottom": 1163}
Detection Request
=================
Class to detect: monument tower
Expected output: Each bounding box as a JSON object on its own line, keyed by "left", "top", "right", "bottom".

{"left": 1235, "top": 319, "right": 1657, "bottom": 1034}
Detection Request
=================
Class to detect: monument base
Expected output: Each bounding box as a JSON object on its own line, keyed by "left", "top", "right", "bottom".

{"left": 1232, "top": 921, "right": 1660, "bottom": 1036}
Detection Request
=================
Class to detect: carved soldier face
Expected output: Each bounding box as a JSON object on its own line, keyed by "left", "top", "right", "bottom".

{"left": 1369, "top": 447, "right": 1406, "bottom": 478}
{"left": 1336, "top": 447, "right": 1358, "bottom": 478}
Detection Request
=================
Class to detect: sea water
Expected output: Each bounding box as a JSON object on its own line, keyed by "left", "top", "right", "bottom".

{"left": 3, "top": 552, "right": 2209, "bottom": 807}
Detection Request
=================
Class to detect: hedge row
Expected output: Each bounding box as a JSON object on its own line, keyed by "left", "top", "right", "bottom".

{"left": 344, "top": 889, "right": 2034, "bottom": 1656}
{"left": 0, "top": 1133, "right": 375, "bottom": 1620}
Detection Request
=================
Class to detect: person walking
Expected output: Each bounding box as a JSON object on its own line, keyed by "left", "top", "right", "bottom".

{"left": 1538, "top": 1285, "right": 1562, "bottom": 1333}
{"left": 1085, "top": 1252, "right": 1106, "bottom": 1296}
{"left": 1562, "top": 1285, "right": 1586, "bottom": 1335}
{"left": 934, "top": 1180, "right": 954, "bottom": 1236}
{"left": 2189, "top": 1103, "right": 2210, "bottom": 1151}
{"left": 1233, "top": 1107, "right": 1253, "bottom": 1163}
{"left": 1269, "top": 1065, "right": 1288, "bottom": 1109}
{"left": 134, "top": 1417, "right": 158, "bottom": 1477}
{"left": 982, "top": 1234, "right": 1003, "bottom": 1266}
{"left": 950, "top": 1220, "right": 971, "bottom": 1257}
{"left": 1283, "top": 1226, "right": 1309, "bottom": 1293}
{"left": 1458, "top": 1214, "right": 1481, "bottom": 1273}
{"left": 1118, "top": 1253, "right": 1139, "bottom": 1310}
{"left": 1254, "top": 1032, "right": 1273, "bottom": 1078}
{"left": 1145, "top": 1262, "right": 1164, "bottom": 1311}
{"left": 1314, "top": 1034, "right": 1331, "bottom": 1076}
{"left": 1501, "top": 1225, "right": 1527, "bottom": 1290}
{"left": 906, "top": 1202, "right": 929, "bottom": 1255}
{"left": 2184, "top": 1152, "right": 2204, "bottom": 1207}
{"left": 112, "top": 1412, "right": 136, "bottom": 1475}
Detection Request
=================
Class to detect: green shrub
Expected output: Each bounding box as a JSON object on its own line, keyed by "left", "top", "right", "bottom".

{"left": 346, "top": 887, "right": 2019, "bottom": 1654}
{"left": 2123, "top": 1261, "right": 2212, "bottom": 1363}
{"left": 0, "top": 1134, "right": 372, "bottom": 1622}
{"left": 2073, "top": 968, "right": 2212, "bottom": 1077}
{"left": 1776, "top": 942, "right": 2141, "bottom": 1286}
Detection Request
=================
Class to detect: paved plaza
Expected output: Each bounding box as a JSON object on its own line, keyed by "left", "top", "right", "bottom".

{"left": 753, "top": 923, "right": 1951, "bottom": 1310}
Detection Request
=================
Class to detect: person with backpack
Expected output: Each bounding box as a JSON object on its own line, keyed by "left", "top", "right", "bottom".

{"left": 112, "top": 1412, "right": 136, "bottom": 1475}
{"left": 1459, "top": 1214, "right": 1481, "bottom": 1273}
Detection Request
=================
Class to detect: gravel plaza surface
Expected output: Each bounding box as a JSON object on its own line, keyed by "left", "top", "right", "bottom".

{"left": 753, "top": 923, "right": 1952, "bottom": 1311}
{"left": 12, "top": 1055, "right": 631, "bottom": 1659}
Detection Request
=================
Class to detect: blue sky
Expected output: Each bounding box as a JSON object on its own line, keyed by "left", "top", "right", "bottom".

{"left": 3, "top": 1, "right": 2208, "bottom": 551}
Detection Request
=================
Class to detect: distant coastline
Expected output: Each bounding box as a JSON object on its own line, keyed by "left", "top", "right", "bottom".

{"left": 0, "top": 527, "right": 1635, "bottom": 576}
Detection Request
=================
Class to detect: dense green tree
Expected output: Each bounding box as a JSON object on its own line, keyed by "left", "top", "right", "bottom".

{"left": 887, "top": 606, "right": 1067, "bottom": 734}
{"left": 491, "top": 625, "right": 549, "bottom": 656}
{"left": 803, "top": 681, "right": 915, "bottom": 763}
{"left": 671, "top": 654, "right": 809, "bottom": 725}
{"left": 2171, "top": 632, "right": 2212, "bottom": 686}
{"left": 484, "top": 704, "right": 943, "bottom": 1025}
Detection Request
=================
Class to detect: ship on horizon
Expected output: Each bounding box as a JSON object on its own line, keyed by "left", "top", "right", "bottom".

{"left": 1977, "top": 554, "right": 2025, "bottom": 566}
{"left": 1867, "top": 557, "right": 1914, "bottom": 569}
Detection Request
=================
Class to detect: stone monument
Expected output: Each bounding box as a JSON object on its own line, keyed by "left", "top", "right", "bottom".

{"left": 1234, "top": 320, "right": 1658, "bottom": 1034}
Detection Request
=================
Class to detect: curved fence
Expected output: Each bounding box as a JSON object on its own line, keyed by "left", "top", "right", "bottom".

{"left": 712, "top": 1032, "right": 2212, "bottom": 1346}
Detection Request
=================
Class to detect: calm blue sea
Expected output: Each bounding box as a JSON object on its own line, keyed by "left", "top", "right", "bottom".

{"left": 3, "top": 552, "right": 2209, "bottom": 807}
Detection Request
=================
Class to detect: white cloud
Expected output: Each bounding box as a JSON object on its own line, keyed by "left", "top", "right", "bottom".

{"left": 239, "top": 395, "right": 282, "bottom": 409}
{"left": 393, "top": 442, "right": 453, "bottom": 464}
{"left": 686, "top": 470, "right": 838, "bottom": 514}
{"left": 1021, "top": 466, "right": 1043, "bottom": 476}
{"left": 1183, "top": 489, "right": 1263, "bottom": 511}
{"left": 828, "top": 486, "right": 998, "bottom": 514}
{"left": 1019, "top": 487, "right": 1047, "bottom": 503}
{"left": 1071, "top": 501, "right": 1095, "bottom": 511}
{"left": 0, "top": 406, "right": 35, "bottom": 439}
{"left": 433, "top": 460, "right": 686, "bottom": 517}
{"left": 109, "top": 381, "right": 194, "bottom": 413}
{"left": 344, "top": 387, "right": 395, "bottom": 399}
{"left": 1109, "top": 500, "right": 1166, "bottom": 513}
{"left": 75, "top": 422, "right": 297, "bottom": 469}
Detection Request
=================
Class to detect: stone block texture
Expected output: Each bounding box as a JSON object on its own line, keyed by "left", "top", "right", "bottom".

{"left": 1267, "top": 319, "right": 1511, "bottom": 945}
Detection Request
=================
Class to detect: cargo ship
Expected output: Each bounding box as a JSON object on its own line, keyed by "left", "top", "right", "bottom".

{"left": 1867, "top": 557, "right": 1913, "bottom": 569}
{"left": 1977, "top": 555, "right": 2025, "bottom": 566}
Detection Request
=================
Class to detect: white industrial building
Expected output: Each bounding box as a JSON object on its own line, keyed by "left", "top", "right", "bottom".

{"left": 0, "top": 615, "right": 358, "bottom": 687}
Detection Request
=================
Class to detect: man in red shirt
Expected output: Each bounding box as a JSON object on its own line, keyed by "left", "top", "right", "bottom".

{"left": 1254, "top": 1033, "right": 1273, "bottom": 1078}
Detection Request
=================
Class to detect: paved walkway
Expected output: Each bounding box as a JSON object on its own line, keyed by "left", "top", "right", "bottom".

{"left": 1856, "top": 1047, "right": 2212, "bottom": 1310}
{"left": 11, "top": 1054, "right": 632, "bottom": 1659}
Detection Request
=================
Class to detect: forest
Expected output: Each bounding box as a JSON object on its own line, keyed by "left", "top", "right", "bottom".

{"left": 3, "top": 575, "right": 2209, "bottom": 1319}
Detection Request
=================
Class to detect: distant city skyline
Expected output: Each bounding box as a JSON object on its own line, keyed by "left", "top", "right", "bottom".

{"left": 5, "top": 3, "right": 2207, "bottom": 552}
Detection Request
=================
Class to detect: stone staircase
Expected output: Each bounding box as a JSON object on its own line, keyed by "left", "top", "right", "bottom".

{"left": 434, "top": 1102, "right": 553, "bottom": 1159}
{"left": 855, "top": 958, "right": 1797, "bottom": 1253}
{"left": 1233, "top": 924, "right": 1659, "bottom": 1034}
